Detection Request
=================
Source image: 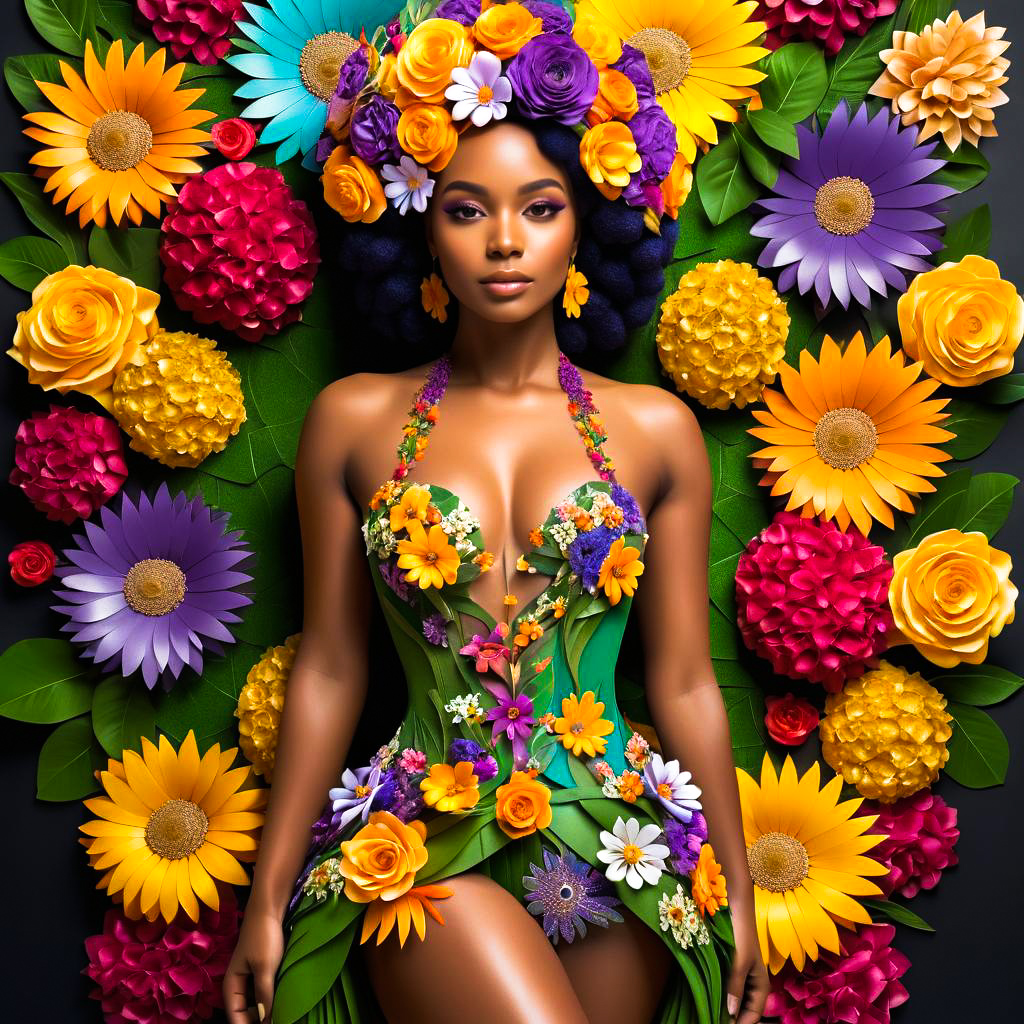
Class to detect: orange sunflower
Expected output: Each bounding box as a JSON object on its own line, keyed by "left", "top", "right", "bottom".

{"left": 24, "top": 40, "right": 213, "bottom": 228}
{"left": 747, "top": 333, "right": 956, "bottom": 537}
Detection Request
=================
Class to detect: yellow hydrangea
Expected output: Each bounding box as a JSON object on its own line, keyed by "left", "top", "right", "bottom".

{"left": 656, "top": 260, "right": 790, "bottom": 409}
{"left": 819, "top": 660, "right": 953, "bottom": 803}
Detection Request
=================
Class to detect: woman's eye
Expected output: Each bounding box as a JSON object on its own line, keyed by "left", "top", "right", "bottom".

{"left": 448, "top": 203, "right": 484, "bottom": 220}
{"left": 526, "top": 200, "right": 562, "bottom": 217}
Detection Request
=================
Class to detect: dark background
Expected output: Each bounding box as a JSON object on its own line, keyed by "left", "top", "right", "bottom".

{"left": 0, "top": 2, "right": 1021, "bottom": 1021}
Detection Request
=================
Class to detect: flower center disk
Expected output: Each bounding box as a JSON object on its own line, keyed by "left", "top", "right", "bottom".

{"left": 625, "top": 28, "right": 692, "bottom": 93}
{"left": 87, "top": 110, "right": 154, "bottom": 172}
{"left": 746, "top": 831, "right": 809, "bottom": 892}
{"left": 300, "top": 31, "right": 359, "bottom": 101}
{"left": 145, "top": 798, "right": 208, "bottom": 859}
{"left": 813, "top": 407, "right": 878, "bottom": 470}
{"left": 814, "top": 176, "right": 875, "bottom": 237}
{"left": 123, "top": 558, "right": 187, "bottom": 616}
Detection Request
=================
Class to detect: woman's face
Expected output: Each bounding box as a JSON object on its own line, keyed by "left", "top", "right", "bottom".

{"left": 425, "top": 120, "right": 580, "bottom": 324}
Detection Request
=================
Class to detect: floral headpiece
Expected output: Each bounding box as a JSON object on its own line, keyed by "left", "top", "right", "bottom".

{"left": 317, "top": 0, "right": 690, "bottom": 228}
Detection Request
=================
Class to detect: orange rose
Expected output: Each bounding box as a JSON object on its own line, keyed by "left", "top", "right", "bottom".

{"left": 494, "top": 769, "right": 553, "bottom": 839}
{"left": 322, "top": 145, "right": 386, "bottom": 223}
{"left": 396, "top": 18, "right": 474, "bottom": 105}
{"left": 586, "top": 68, "right": 639, "bottom": 125}
{"left": 580, "top": 121, "right": 642, "bottom": 200}
{"left": 572, "top": 10, "right": 622, "bottom": 69}
{"left": 338, "top": 810, "right": 429, "bottom": 903}
{"left": 397, "top": 103, "right": 459, "bottom": 171}
{"left": 661, "top": 152, "right": 694, "bottom": 219}
{"left": 472, "top": 1, "right": 543, "bottom": 59}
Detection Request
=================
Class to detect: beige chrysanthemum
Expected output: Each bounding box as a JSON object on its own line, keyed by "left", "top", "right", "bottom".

{"left": 870, "top": 11, "right": 1011, "bottom": 150}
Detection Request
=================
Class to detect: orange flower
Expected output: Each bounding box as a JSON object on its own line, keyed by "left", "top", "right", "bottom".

{"left": 587, "top": 68, "right": 639, "bottom": 125}
{"left": 421, "top": 271, "right": 450, "bottom": 323}
{"left": 691, "top": 843, "right": 728, "bottom": 917}
{"left": 514, "top": 617, "right": 543, "bottom": 647}
{"left": 389, "top": 484, "right": 431, "bottom": 533}
{"left": 338, "top": 811, "right": 429, "bottom": 903}
{"left": 618, "top": 770, "right": 644, "bottom": 802}
{"left": 322, "top": 145, "right": 386, "bottom": 224}
{"left": 572, "top": 509, "right": 594, "bottom": 530}
{"left": 572, "top": 9, "right": 623, "bottom": 68}
{"left": 397, "top": 103, "right": 459, "bottom": 171}
{"left": 552, "top": 596, "right": 567, "bottom": 618}
{"left": 369, "top": 479, "right": 402, "bottom": 510}
{"left": 472, "top": 1, "right": 543, "bottom": 59}
{"left": 554, "top": 690, "right": 615, "bottom": 757}
{"left": 396, "top": 520, "right": 460, "bottom": 589}
{"left": 563, "top": 264, "right": 590, "bottom": 319}
{"left": 395, "top": 17, "right": 474, "bottom": 105}
{"left": 494, "top": 770, "right": 553, "bottom": 838}
{"left": 661, "top": 152, "right": 694, "bottom": 220}
{"left": 474, "top": 550, "right": 495, "bottom": 571}
{"left": 597, "top": 535, "right": 644, "bottom": 605}
{"left": 359, "top": 883, "right": 454, "bottom": 947}
{"left": 419, "top": 761, "right": 480, "bottom": 812}
{"left": 516, "top": 554, "right": 531, "bottom": 571}
{"left": 529, "top": 526, "right": 545, "bottom": 547}
{"left": 503, "top": 592, "right": 518, "bottom": 606}
{"left": 579, "top": 120, "right": 641, "bottom": 200}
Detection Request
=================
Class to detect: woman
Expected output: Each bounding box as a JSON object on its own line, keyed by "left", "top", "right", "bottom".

{"left": 225, "top": 6, "right": 769, "bottom": 1024}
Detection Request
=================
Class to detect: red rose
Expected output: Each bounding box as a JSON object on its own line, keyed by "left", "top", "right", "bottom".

{"left": 211, "top": 118, "right": 257, "bottom": 160}
{"left": 764, "top": 692, "right": 819, "bottom": 746}
{"left": 9, "top": 540, "right": 56, "bottom": 587}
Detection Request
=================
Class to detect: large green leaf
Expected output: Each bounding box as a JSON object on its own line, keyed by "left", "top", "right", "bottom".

{"left": 88, "top": 226, "right": 161, "bottom": 292}
{"left": 819, "top": 14, "right": 899, "bottom": 119}
{"left": 0, "top": 235, "right": 67, "bottom": 290}
{"left": 91, "top": 675, "right": 158, "bottom": 759}
{"left": 696, "top": 134, "right": 760, "bottom": 226}
{"left": 957, "top": 472, "right": 1018, "bottom": 539}
{"left": 932, "top": 142, "right": 991, "bottom": 193}
{"left": 0, "top": 172, "right": 87, "bottom": 265}
{"left": 0, "top": 638, "right": 94, "bottom": 724}
{"left": 747, "top": 108, "right": 800, "bottom": 157}
{"left": 944, "top": 701, "right": 1009, "bottom": 788}
{"left": 974, "top": 373, "right": 1024, "bottom": 405}
{"left": 273, "top": 922, "right": 354, "bottom": 1024}
{"left": 940, "top": 396, "right": 1008, "bottom": 460}
{"left": 26, "top": 0, "right": 98, "bottom": 56}
{"left": 904, "top": 0, "right": 955, "bottom": 34}
{"left": 862, "top": 897, "right": 935, "bottom": 932}
{"left": 933, "top": 665, "right": 1024, "bottom": 707}
{"left": 937, "top": 205, "right": 991, "bottom": 262}
{"left": 4, "top": 52, "right": 66, "bottom": 111}
{"left": 721, "top": 685, "right": 767, "bottom": 775}
{"left": 734, "top": 123, "right": 779, "bottom": 189}
{"left": 37, "top": 715, "right": 107, "bottom": 801}
{"left": 759, "top": 43, "right": 828, "bottom": 122}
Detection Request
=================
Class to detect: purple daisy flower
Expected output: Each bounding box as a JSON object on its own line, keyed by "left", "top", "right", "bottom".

{"left": 51, "top": 482, "right": 253, "bottom": 690}
{"left": 751, "top": 101, "right": 957, "bottom": 309}
{"left": 523, "top": 846, "right": 624, "bottom": 944}
{"left": 484, "top": 689, "right": 536, "bottom": 768}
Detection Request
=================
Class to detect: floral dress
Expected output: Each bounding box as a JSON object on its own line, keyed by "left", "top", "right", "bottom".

{"left": 272, "top": 353, "right": 735, "bottom": 1024}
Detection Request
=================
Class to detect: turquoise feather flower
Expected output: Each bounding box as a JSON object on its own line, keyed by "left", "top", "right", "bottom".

{"left": 227, "top": 0, "right": 398, "bottom": 164}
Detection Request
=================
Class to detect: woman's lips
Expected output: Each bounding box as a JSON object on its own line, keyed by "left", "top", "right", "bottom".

{"left": 481, "top": 279, "right": 532, "bottom": 296}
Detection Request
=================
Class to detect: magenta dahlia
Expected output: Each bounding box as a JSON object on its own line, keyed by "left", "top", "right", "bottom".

{"left": 83, "top": 883, "right": 241, "bottom": 1024}
{"left": 765, "top": 923, "right": 911, "bottom": 1024}
{"left": 136, "top": 0, "right": 245, "bottom": 65}
{"left": 754, "top": 0, "right": 900, "bottom": 57}
{"left": 160, "top": 162, "right": 320, "bottom": 343}
{"left": 9, "top": 405, "right": 128, "bottom": 524}
{"left": 735, "top": 510, "right": 894, "bottom": 692}
{"left": 859, "top": 789, "right": 960, "bottom": 898}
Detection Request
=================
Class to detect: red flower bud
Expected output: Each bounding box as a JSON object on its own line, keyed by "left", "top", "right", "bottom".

{"left": 764, "top": 692, "right": 819, "bottom": 746}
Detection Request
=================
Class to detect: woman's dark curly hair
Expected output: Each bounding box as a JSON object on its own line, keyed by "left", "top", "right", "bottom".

{"left": 334, "top": 116, "right": 679, "bottom": 356}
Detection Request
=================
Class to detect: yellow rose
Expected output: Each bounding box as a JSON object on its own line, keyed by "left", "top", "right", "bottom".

{"left": 494, "top": 769, "right": 553, "bottom": 839}
{"left": 396, "top": 18, "right": 474, "bottom": 105}
{"left": 889, "top": 528, "right": 1017, "bottom": 668}
{"left": 338, "top": 810, "right": 429, "bottom": 903}
{"left": 897, "top": 255, "right": 1023, "bottom": 387}
{"left": 661, "top": 152, "right": 694, "bottom": 219}
{"left": 579, "top": 121, "right": 642, "bottom": 200}
{"left": 586, "top": 68, "right": 639, "bottom": 126}
{"left": 397, "top": 103, "right": 459, "bottom": 171}
{"left": 322, "top": 145, "right": 386, "bottom": 223}
{"left": 375, "top": 52, "right": 400, "bottom": 101}
{"left": 572, "top": 10, "right": 622, "bottom": 69}
{"left": 472, "top": 1, "right": 543, "bottom": 59}
{"left": 8, "top": 265, "right": 159, "bottom": 411}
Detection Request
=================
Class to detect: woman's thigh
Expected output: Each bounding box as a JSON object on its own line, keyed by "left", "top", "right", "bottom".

{"left": 359, "top": 871, "right": 590, "bottom": 1024}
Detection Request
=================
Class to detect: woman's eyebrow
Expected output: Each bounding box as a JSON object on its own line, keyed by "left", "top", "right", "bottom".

{"left": 440, "top": 177, "right": 567, "bottom": 196}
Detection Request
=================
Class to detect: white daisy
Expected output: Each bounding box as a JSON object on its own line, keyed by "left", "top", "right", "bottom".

{"left": 595, "top": 815, "right": 670, "bottom": 889}
{"left": 381, "top": 155, "right": 435, "bottom": 215}
{"left": 445, "top": 51, "right": 512, "bottom": 127}
{"left": 644, "top": 752, "right": 703, "bottom": 824}
{"left": 657, "top": 884, "right": 711, "bottom": 948}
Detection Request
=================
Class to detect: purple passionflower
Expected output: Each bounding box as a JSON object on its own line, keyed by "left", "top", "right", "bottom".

{"left": 506, "top": 34, "right": 599, "bottom": 125}
{"left": 663, "top": 811, "right": 708, "bottom": 875}
{"left": 610, "top": 43, "right": 656, "bottom": 103}
{"left": 484, "top": 689, "right": 536, "bottom": 768}
{"left": 51, "top": 482, "right": 253, "bottom": 690}
{"left": 328, "top": 762, "right": 386, "bottom": 830}
{"left": 568, "top": 524, "right": 618, "bottom": 590}
{"left": 521, "top": 0, "right": 573, "bottom": 33}
{"left": 433, "top": 0, "right": 481, "bottom": 25}
{"left": 752, "top": 101, "right": 956, "bottom": 309}
{"left": 460, "top": 620, "right": 512, "bottom": 675}
{"left": 644, "top": 752, "right": 703, "bottom": 824}
{"left": 349, "top": 93, "right": 402, "bottom": 165}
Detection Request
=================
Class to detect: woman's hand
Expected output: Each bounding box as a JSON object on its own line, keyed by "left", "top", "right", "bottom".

{"left": 725, "top": 899, "right": 770, "bottom": 1023}
{"left": 223, "top": 900, "right": 286, "bottom": 1023}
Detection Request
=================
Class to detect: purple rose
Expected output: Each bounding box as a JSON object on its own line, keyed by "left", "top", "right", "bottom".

{"left": 507, "top": 35, "right": 599, "bottom": 125}
{"left": 521, "top": 0, "right": 573, "bottom": 33}
{"left": 433, "top": 0, "right": 481, "bottom": 25}
{"left": 625, "top": 103, "right": 676, "bottom": 184}
{"left": 349, "top": 94, "right": 402, "bottom": 165}
{"left": 337, "top": 46, "right": 369, "bottom": 101}
{"left": 610, "top": 43, "right": 656, "bottom": 103}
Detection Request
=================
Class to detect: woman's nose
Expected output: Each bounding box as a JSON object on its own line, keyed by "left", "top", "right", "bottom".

{"left": 487, "top": 208, "right": 523, "bottom": 258}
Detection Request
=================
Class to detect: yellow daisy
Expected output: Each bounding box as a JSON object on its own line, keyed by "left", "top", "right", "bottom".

{"left": 419, "top": 761, "right": 480, "bottom": 812}
{"left": 79, "top": 730, "right": 267, "bottom": 924}
{"left": 747, "top": 333, "right": 956, "bottom": 537}
{"left": 563, "top": 264, "right": 589, "bottom": 318}
{"left": 24, "top": 40, "right": 213, "bottom": 228}
{"left": 553, "top": 689, "right": 616, "bottom": 757}
{"left": 597, "top": 535, "right": 644, "bottom": 605}
{"left": 575, "top": 0, "right": 769, "bottom": 162}
{"left": 737, "top": 753, "right": 889, "bottom": 975}
{"left": 395, "top": 519, "right": 460, "bottom": 589}
{"left": 389, "top": 483, "right": 432, "bottom": 533}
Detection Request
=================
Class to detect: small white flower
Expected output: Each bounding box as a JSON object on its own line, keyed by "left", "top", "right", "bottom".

{"left": 445, "top": 51, "right": 512, "bottom": 127}
{"left": 601, "top": 776, "right": 620, "bottom": 799}
{"left": 381, "top": 155, "right": 435, "bottom": 215}
{"left": 550, "top": 520, "right": 577, "bottom": 552}
{"left": 657, "top": 884, "right": 709, "bottom": 947}
{"left": 443, "top": 692, "right": 484, "bottom": 724}
{"left": 644, "top": 753, "right": 703, "bottom": 823}
{"left": 595, "top": 815, "right": 670, "bottom": 889}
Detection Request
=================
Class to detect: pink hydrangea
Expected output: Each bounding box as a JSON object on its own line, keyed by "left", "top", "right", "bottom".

{"left": 859, "top": 789, "right": 960, "bottom": 898}
{"left": 765, "top": 923, "right": 911, "bottom": 1024}
{"left": 83, "top": 884, "right": 241, "bottom": 1024}
{"left": 160, "top": 162, "right": 320, "bottom": 343}
{"left": 9, "top": 405, "right": 128, "bottom": 524}
{"left": 754, "top": 0, "right": 900, "bottom": 57}
{"left": 735, "top": 510, "right": 894, "bottom": 691}
{"left": 136, "top": 0, "right": 245, "bottom": 65}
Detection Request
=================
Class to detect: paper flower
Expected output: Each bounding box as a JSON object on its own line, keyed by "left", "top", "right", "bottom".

{"left": 420, "top": 761, "right": 481, "bottom": 812}
{"left": 735, "top": 754, "right": 889, "bottom": 974}
{"left": 460, "top": 620, "right": 512, "bottom": 676}
{"left": 381, "top": 154, "right": 436, "bottom": 216}
{"left": 595, "top": 815, "right": 670, "bottom": 889}
{"left": 596, "top": 534, "right": 644, "bottom": 605}
{"left": 751, "top": 101, "right": 956, "bottom": 309}
{"left": 330, "top": 762, "right": 389, "bottom": 829}
{"left": 446, "top": 50, "right": 513, "bottom": 126}
{"left": 656, "top": 260, "right": 791, "bottom": 409}
{"left": 663, "top": 809, "right": 707, "bottom": 875}
{"left": 52, "top": 483, "right": 254, "bottom": 689}
{"left": 658, "top": 883, "right": 710, "bottom": 948}
{"left": 690, "top": 842, "right": 727, "bottom": 917}
{"left": 888, "top": 529, "right": 1017, "bottom": 668}
{"left": 396, "top": 520, "right": 460, "bottom": 588}
{"left": 23, "top": 40, "right": 212, "bottom": 228}
{"left": 494, "top": 770, "right": 553, "bottom": 838}
{"left": 83, "top": 884, "right": 241, "bottom": 1022}
{"left": 359, "top": 883, "right": 455, "bottom": 946}
{"left": 754, "top": 0, "right": 899, "bottom": 57}
{"left": 553, "top": 689, "right": 616, "bottom": 757}
{"left": 8, "top": 540, "right": 56, "bottom": 587}
{"left": 136, "top": 0, "right": 245, "bottom": 65}
{"left": 160, "top": 162, "right": 320, "bottom": 342}
{"left": 79, "top": 731, "right": 267, "bottom": 923}
{"left": 112, "top": 330, "right": 246, "bottom": 468}
{"left": 235, "top": 634, "right": 301, "bottom": 782}
{"left": 819, "top": 660, "right": 954, "bottom": 803}
{"left": 643, "top": 752, "right": 703, "bottom": 823}
{"left": 506, "top": 32, "right": 599, "bottom": 124}
{"left": 747, "top": 333, "right": 956, "bottom": 537}
{"left": 870, "top": 11, "right": 1011, "bottom": 151}
{"left": 897, "top": 255, "right": 1023, "bottom": 387}
{"left": 210, "top": 116, "right": 257, "bottom": 159}
{"left": 483, "top": 686, "right": 536, "bottom": 767}
{"left": 394, "top": 16, "right": 475, "bottom": 105}
{"left": 575, "top": 0, "right": 769, "bottom": 163}
{"left": 338, "top": 811, "right": 429, "bottom": 903}
{"left": 323, "top": 144, "right": 388, "bottom": 223}
{"left": 523, "top": 847, "right": 624, "bottom": 943}
{"left": 10, "top": 406, "right": 128, "bottom": 524}
{"left": 735, "top": 510, "right": 894, "bottom": 690}
{"left": 763, "top": 693, "right": 820, "bottom": 746}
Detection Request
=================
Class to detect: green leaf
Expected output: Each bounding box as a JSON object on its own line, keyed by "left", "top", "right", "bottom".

{"left": 958, "top": 472, "right": 1018, "bottom": 539}
{"left": 734, "top": 124, "right": 779, "bottom": 189}
{"left": 0, "top": 172, "right": 88, "bottom": 264}
{"left": 904, "top": 0, "right": 955, "bottom": 34}
{"left": 933, "top": 664, "right": 1024, "bottom": 707}
{"left": 819, "top": 14, "right": 899, "bottom": 119}
{"left": 696, "top": 134, "right": 760, "bottom": 226}
{"left": 0, "top": 235, "right": 67, "bottom": 290}
{"left": 4, "top": 52, "right": 66, "bottom": 111}
{"left": 941, "top": 396, "right": 1007, "bottom": 460}
{"left": 747, "top": 108, "right": 800, "bottom": 157}
{"left": 0, "top": 638, "right": 94, "bottom": 723}
{"left": 937, "top": 205, "right": 991, "bottom": 262}
{"left": 95, "top": 0, "right": 149, "bottom": 44}
{"left": 758, "top": 43, "right": 828, "bottom": 122}
{"left": 862, "top": 897, "right": 935, "bottom": 932}
{"left": 974, "top": 373, "right": 1024, "bottom": 405}
{"left": 944, "top": 701, "right": 1009, "bottom": 788}
{"left": 91, "top": 676, "right": 158, "bottom": 759}
{"left": 722, "top": 685, "right": 767, "bottom": 775}
{"left": 26, "top": 0, "right": 98, "bottom": 56}
{"left": 274, "top": 924, "right": 354, "bottom": 1024}
{"left": 932, "top": 142, "right": 990, "bottom": 193}
{"left": 37, "top": 716, "right": 107, "bottom": 801}
{"left": 88, "top": 226, "right": 161, "bottom": 292}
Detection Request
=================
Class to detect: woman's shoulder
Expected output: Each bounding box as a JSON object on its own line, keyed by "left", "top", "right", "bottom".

{"left": 311, "top": 362, "right": 437, "bottom": 422}
{"left": 580, "top": 366, "right": 701, "bottom": 441}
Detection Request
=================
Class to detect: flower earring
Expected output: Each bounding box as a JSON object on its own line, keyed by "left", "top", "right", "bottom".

{"left": 563, "top": 260, "right": 589, "bottom": 319}
{"left": 421, "top": 255, "right": 450, "bottom": 324}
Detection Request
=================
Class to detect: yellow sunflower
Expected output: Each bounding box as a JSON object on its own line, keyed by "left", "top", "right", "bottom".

{"left": 575, "top": 0, "right": 769, "bottom": 163}
{"left": 736, "top": 753, "right": 889, "bottom": 975}
{"left": 79, "top": 730, "right": 267, "bottom": 924}
{"left": 553, "top": 689, "right": 616, "bottom": 757}
{"left": 747, "top": 332, "right": 956, "bottom": 537}
{"left": 24, "top": 40, "right": 213, "bottom": 228}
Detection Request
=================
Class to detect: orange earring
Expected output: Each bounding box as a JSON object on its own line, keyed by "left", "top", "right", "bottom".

{"left": 563, "top": 261, "right": 589, "bottom": 319}
{"left": 421, "top": 256, "right": 449, "bottom": 323}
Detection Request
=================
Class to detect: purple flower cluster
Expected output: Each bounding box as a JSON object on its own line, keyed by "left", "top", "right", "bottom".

{"left": 610, "top": 44, "right": 656, "bottom": 103}
{"left": 568, "top": 524, "right": 619, "bottom": 589}
{"left": 663, "top": 810, "right": 708, "bottom": 875}
{"left": 377, "top": 766, "right": 427, "bottom": 821}
{"left": 433, "top": 0, "right": 480, "bottom": 24}
{"left": 422, "top": 611, "right": 449, "bottom": 646}
{"left": 557, "top": 351, "right": 591, "bottom": 411}
{"left": 611, "top": 482, "right": 646, "bottom": 534}
{"left": 421, "top": 353, "right": 452, "bottom": 406}
{"left": 379, "top": 558, "right": 411, "bottom": 601}
{"left": 449, "top": 738, "right": 498, "bottom": 781}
